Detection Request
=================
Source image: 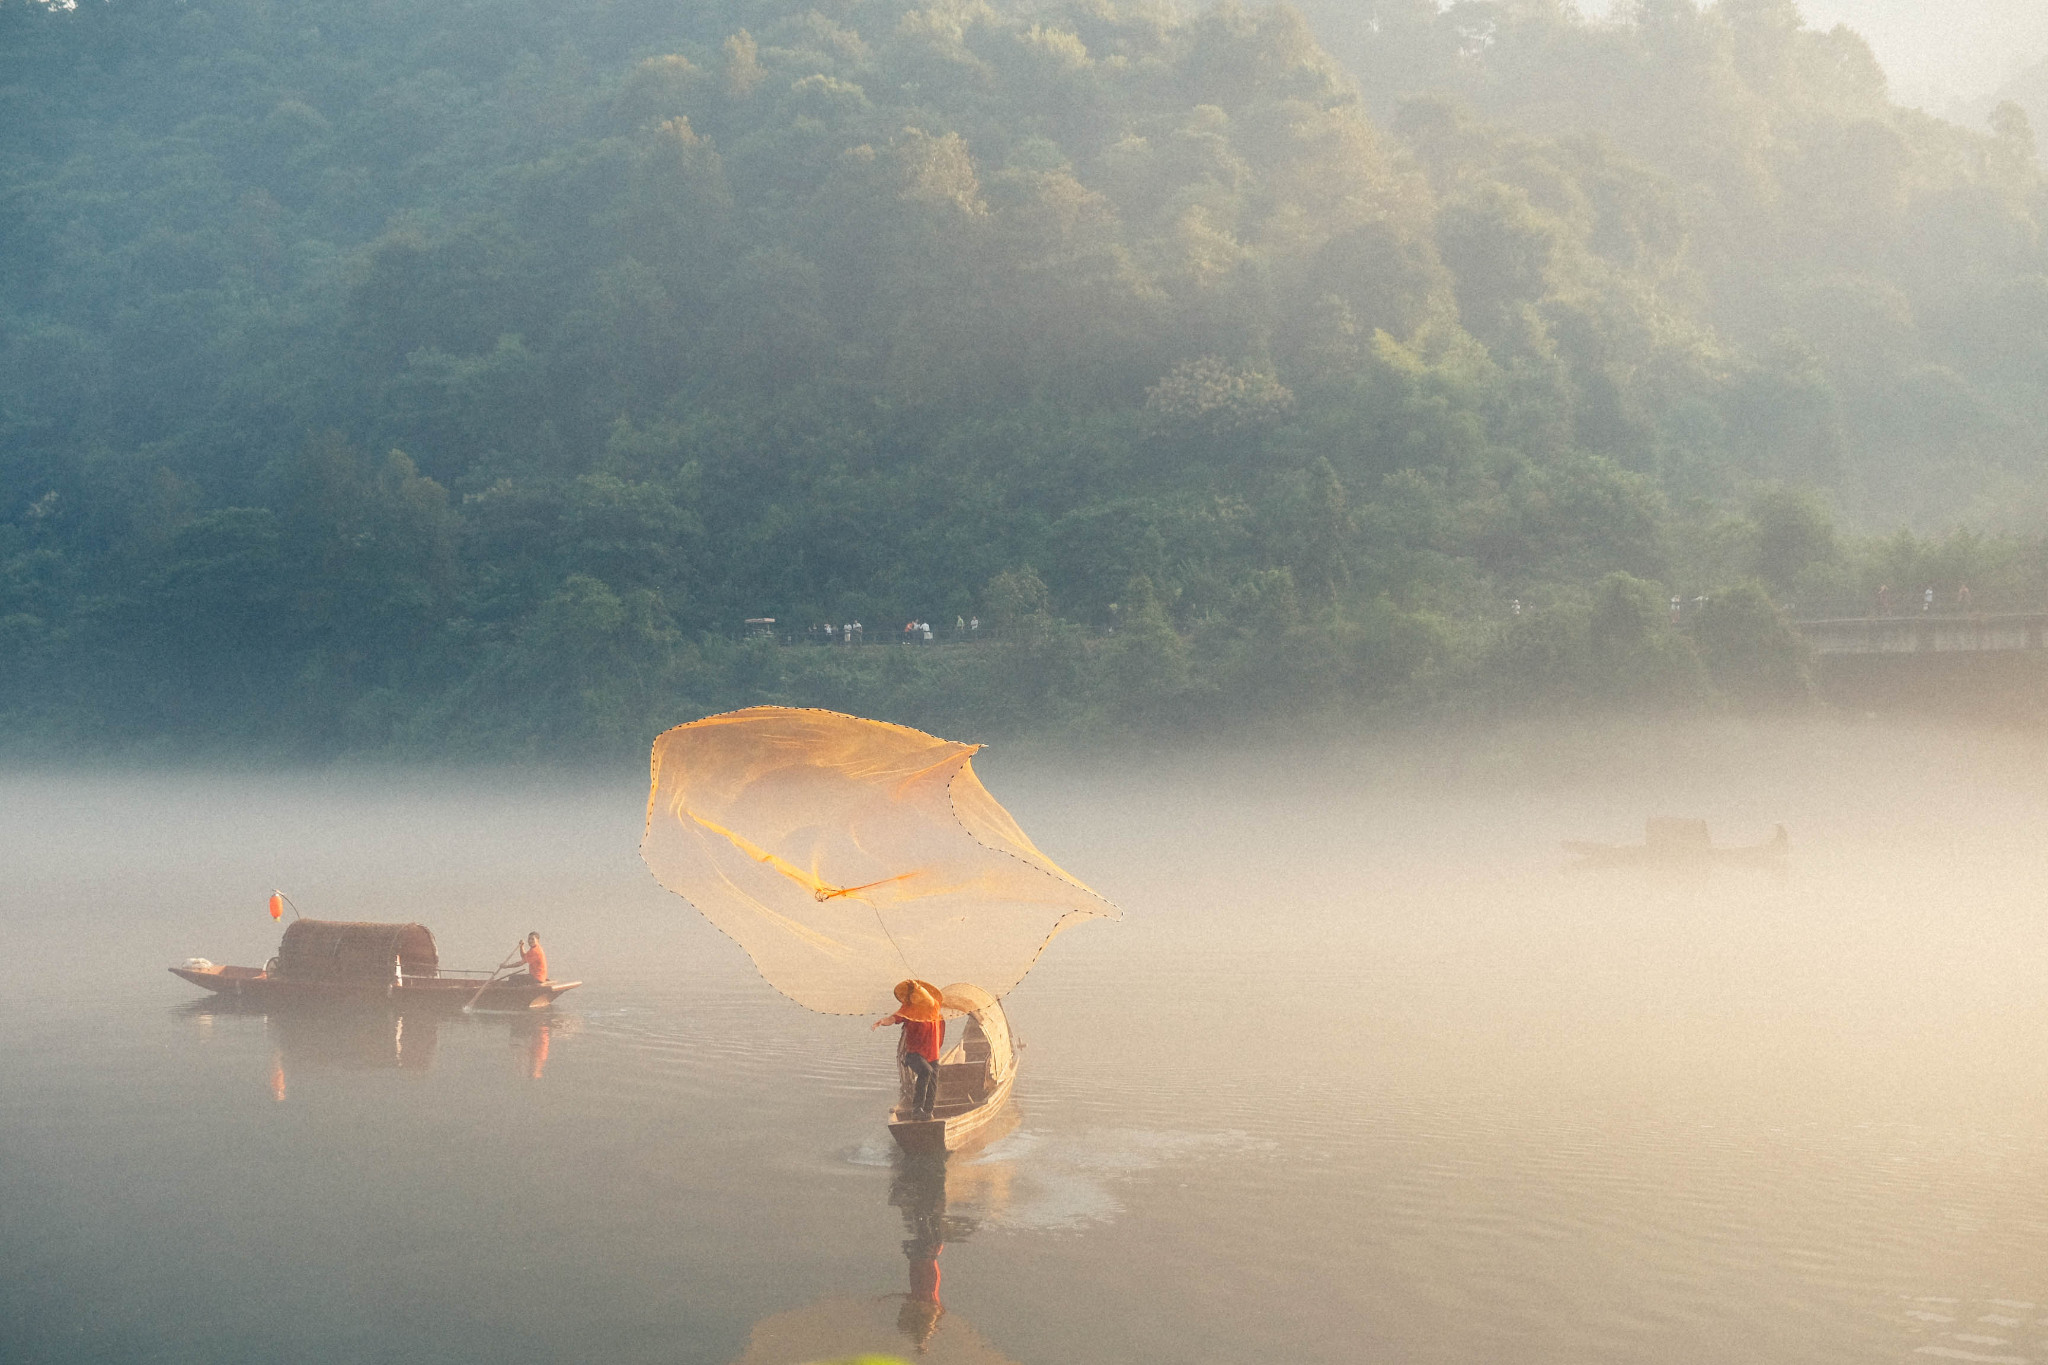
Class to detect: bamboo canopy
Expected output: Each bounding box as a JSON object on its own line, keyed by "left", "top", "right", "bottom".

{"left": 274, "top": 920, "right": 438, "bottom": 982}
{"left": 641, "top": 707, "right": 1118, "bottom": 1015}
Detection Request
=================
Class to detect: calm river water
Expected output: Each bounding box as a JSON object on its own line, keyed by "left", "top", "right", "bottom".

{"left": 3, "top": 722, "right": 2045, "bottom": 1365}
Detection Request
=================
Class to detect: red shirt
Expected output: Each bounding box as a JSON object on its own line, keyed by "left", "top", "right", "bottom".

{"left": 521, "top": 943, "right": 548, "bottom": 983}
{"left": 899, "top": 1016, "right": 944, "bottom": 1062}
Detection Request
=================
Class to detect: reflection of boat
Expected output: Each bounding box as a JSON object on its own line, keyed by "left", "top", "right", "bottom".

{"left": 269, "top": 1002, "right": 440, "bottom": 1072}
{"left": 732, "top": 1123, "right": 1021, "bottom": 1365}
{"left": 889, "top": 984, "right": 1017, "bottom": 1156}
{"left": 181, "top": 997, "right": 560, "bottom": 1094}
{"left": 170, "top": 919, "right": 580, "bottom": 1010}
{"left": 1565, "top": 818, "right": 1789, "bottom": 868}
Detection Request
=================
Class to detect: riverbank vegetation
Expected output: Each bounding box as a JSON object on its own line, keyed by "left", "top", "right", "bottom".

{"left": 4, "top": 0, "right": 2047, "bottom": 755}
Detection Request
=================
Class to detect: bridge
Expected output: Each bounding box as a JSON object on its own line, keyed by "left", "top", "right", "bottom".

{"left": 1793, "top": 612, "right": 2048, "bottom": 656}
{"left": 1790, "top": 613, "right": 2048, "bottom": 718}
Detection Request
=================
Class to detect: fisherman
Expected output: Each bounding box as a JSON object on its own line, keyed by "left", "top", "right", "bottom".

{"left": 514, "top": 932, "right": 548, "bottom": 985}
{"left": 874, "top": 979, "right": 944, "bottom": 1119}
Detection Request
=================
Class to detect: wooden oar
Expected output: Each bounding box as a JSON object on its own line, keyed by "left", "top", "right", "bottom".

{"left": 460, "top": 946, "right": 525, "bottom": 1014}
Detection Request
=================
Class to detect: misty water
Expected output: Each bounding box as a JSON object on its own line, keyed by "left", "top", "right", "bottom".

{"left": 4, "top": 722, "right": 2045, "bottom": 1365}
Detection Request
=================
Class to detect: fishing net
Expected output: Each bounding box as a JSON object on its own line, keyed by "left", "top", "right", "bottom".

{"left": 642, "top": 707, "right": 1118, "bottom": 1015}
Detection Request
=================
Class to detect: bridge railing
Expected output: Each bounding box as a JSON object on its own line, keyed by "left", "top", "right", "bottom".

{"left": 1791, "top": 612, "right": 2048, "bottom": 656}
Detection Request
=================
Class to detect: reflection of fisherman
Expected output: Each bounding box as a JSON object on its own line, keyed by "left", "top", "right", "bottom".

{"left": 874, "top": 979, "right": 944, "bottom": 1120}
{"left": 513, "top": 932, "right": 548, "bottom": 985}
{"left": 898, "top": 1224, "right": 944, "bottom": 1348}
{"left": 893, "top": 1153, "right": 950, "bottom": 1351}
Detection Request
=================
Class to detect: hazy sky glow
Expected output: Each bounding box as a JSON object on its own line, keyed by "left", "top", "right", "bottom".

{"left": 1589, "top": 0, "right": 2048, "bottom": 107}
{"left": 1795, "top": 0, "right": 2048, "bottom": 102}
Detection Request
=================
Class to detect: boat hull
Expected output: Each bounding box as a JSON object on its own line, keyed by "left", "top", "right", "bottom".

{"left": 1564, "top": 843, "right": 1787, "bottom": 868}
{"left": 169, "top": 964, "right": 579, "bottom": 1010}
{"left": 888, "top": 1061, "right": 1015, "bottom": 1155}
{"left": 1565, "top": 823, "right": 1788, "bottom": 869}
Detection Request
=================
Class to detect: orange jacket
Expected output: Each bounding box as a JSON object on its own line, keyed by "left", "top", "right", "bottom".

{"left": 521, "top": 942, "right": 548, "bottom": 983}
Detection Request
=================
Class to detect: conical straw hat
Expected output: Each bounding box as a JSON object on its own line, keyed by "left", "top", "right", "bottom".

{"left": 893, "top": 978, "right": 943, "bottom": 1023}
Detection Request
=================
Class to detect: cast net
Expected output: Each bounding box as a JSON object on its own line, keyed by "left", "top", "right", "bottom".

{"left": 642, "top": 707, "right": 1118, "bottom": 1015}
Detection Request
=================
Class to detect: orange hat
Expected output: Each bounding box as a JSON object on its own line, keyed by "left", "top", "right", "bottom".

{"left": 893, "top": 979, "right": 943, "bottom": 1023}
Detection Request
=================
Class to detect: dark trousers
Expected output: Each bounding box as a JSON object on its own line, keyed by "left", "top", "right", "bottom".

{"left": 902, "top": 1052, "right": 938, "bottom": 1115}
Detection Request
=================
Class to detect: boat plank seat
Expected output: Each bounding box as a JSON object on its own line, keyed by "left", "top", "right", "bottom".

{"left": 934, "top": 1061, "right": 988, "bottom": 1104}
{"left": 902, "top": 1062, "right": 989, "bottom": 1106}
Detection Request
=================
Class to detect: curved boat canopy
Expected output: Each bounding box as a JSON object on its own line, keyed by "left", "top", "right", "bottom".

{"left": 276, "top": 920, "right": 438, "bottom": 982}
{"left": 939, "top": 982, "right": 1013, "bottom": 1086}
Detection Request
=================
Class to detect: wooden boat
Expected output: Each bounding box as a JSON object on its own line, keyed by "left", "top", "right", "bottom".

{"left": 888, "top": 985, "right": 1016, "bottom": 1156}
{"left": 1565, "top": 818, "right": 1789, "bottom": 868}
{"left": 170, "top": 919, "right": 580, "bottom": 1011}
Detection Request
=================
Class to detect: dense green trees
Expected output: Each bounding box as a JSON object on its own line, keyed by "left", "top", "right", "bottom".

{"left": 2, "top": 0, "right": 2046, "bottom": 754}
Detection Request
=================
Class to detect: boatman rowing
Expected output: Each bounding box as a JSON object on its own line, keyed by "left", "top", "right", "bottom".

{"left": 512, "top": 932, "right": 548, "bottom": 985}
{"left": 874, "top": 979, "right": 944, "bottom": 1120}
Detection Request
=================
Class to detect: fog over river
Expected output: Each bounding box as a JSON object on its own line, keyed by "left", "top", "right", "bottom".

{"left": 3, "top": 720, "right": 2044, "bottom": 1365}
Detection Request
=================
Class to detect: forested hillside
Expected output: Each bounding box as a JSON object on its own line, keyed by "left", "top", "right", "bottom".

{"left": 4, "top": 0, "right": 2047, "bottom": 754}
